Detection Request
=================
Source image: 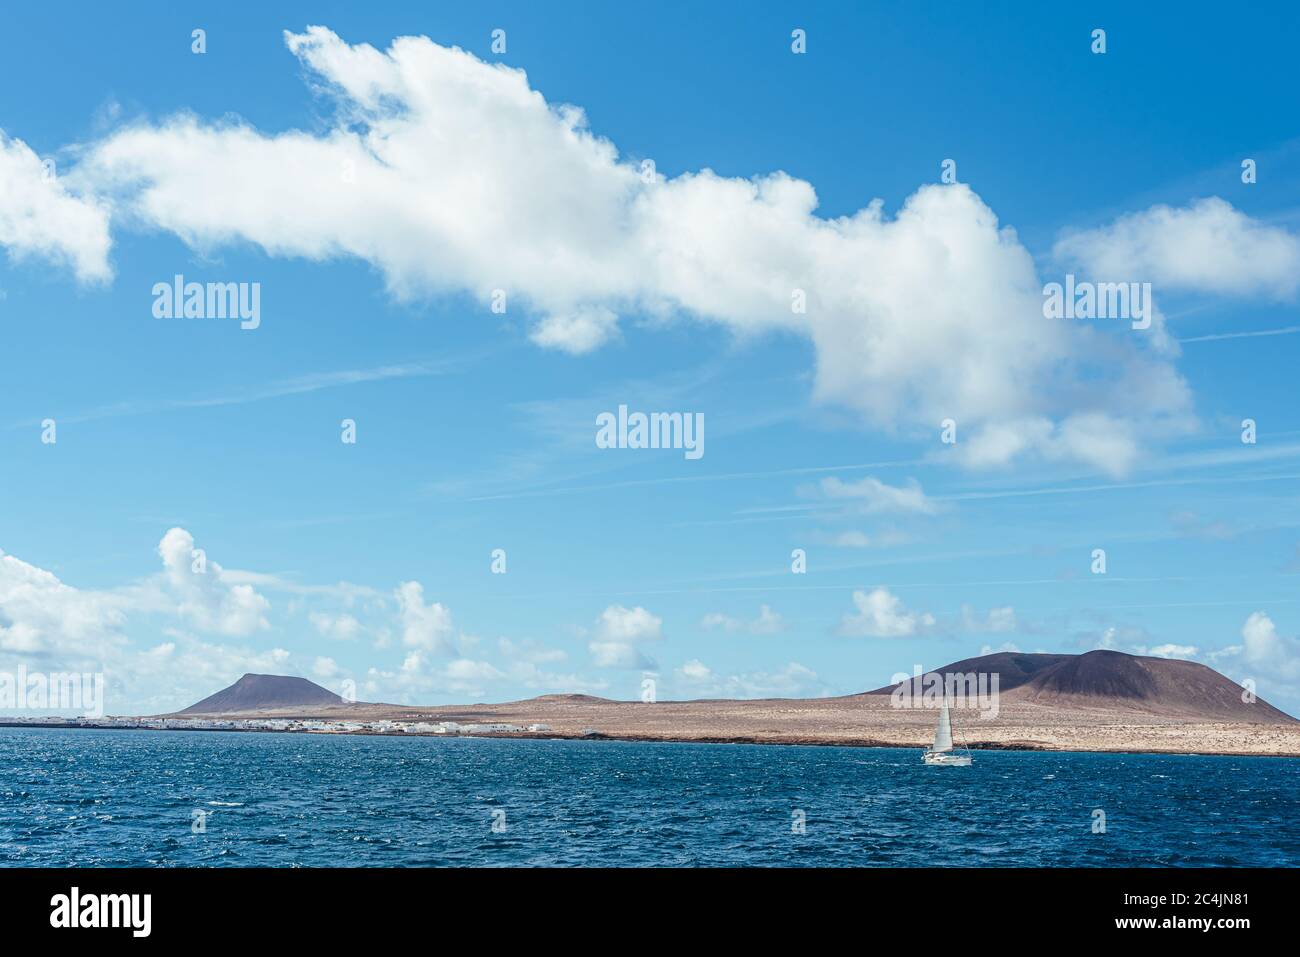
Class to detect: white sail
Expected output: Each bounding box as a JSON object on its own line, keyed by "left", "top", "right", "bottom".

{"left": 932, "top": 699, "right": 953, "bottom": 752}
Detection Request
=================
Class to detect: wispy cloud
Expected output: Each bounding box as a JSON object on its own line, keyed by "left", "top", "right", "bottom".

{"left": 8, "top": 355, "right": 470, "bottom": 429}
{"left": 1179, "top": 324, "right": 1300, "bottom": 343}
{"left": 464, "top": 458, "right": 922, "bottom": 503}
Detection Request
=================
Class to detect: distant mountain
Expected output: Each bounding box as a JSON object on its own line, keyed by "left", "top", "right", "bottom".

{"left": 180, "top": 674, "right": 346, "bottom": 714}
{"left": 866, "top": 650, "right": 1293, "bottom": 722}
{"left": 867, "top": 651, "right": 1073, "bottom": 694}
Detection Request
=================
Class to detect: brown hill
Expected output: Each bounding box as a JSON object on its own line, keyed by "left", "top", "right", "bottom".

{"left": 867, "top": 651, "right": 1071, "bottom": 694}
{"left": 867, "top": 649, "right": 1292, "bottom": 722}
{"left": 180, "top": 674, "right": 346, "bottom": 714}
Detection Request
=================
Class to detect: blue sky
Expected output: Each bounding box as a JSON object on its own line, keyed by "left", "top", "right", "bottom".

{"left": 2, "top": 1, "right": 1300, "bottom": 715}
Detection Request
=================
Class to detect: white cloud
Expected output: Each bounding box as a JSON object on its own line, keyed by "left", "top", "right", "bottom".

{"left": 139, "top": 635, "right": 291, "bottom": 701}
{"left": 595, "top": 604, "right": 662, "bottom": 642}
{"left": 830, "top": 531, "right": 873, "bottom": 548}
{"left": 979, "top": 642, "right": 1021, "bottom": 655}
{"left": 818, "top": 476, "right": 938, "bottom": 514}
{"left": 700, "top": 612, "right": 741, "bottom": 632}
{"left": 60, "top": 26, "right": 1191, "bottom": 475}
{"left": 673, "top": 659, "right": 823, "bottom": 698}
{"left": 394, "top": 581, "right": 454, "bottom": 653}
{"left": 530, "top": 306, "right": 621, "bottom": 353}
{"left": 309, "top": 611, "right": 362, "bottom": 640}
{"left": 0, "top": 533, "right": 543, "bottom": 713}
{"left": 700, "top": 604, "right": 785, "bottom": 635}
{"left": 503, "top": 661, "right": 607, "bottom": 695}
{"left": 678, "top": 659, "right": 712, "bottom": 681}
{"left": 443, "top": 658, "right": 507, "bottom": 684}
{"left": 1055, "top": 197, "right": 1300, "bottom": 300}
{"left": 951, "top": 412, "right": 1150, "bottom": 478}
{"left": 587, "top": 638, "right": 648, "bottom": 670}
{"left": 589, "top": 604, "right": 662, "bottom": 668}
{"left": 0, "top": 132, "right": 112, "bottom": 282}
{"left": 0, "top": 538, "right": 303, "bottom": 713}
{"left": 1237, "top": 611, "right": 1300, "bottom": 680}
{"left": 154, "top": 528, "right": 271, "bottom": 636}
{"left": 1085, "top": 624, "right": 1154, "bottom": 653}
{"left": 1082, "top": 625, "right": 1198, "bottom": 663}
{"left": 0, "top": 549, "right": 127, "bottom": 656}
{"left": 960, "top": 604, "right": 1018, "bottom": 634}
{"left": 362, "top": 650, "right": 583, "bottom": 701}
{"left": 750, "top": 604, "right": 784, "bottom": 635}
{"left": 1, "top": 531, "right": 612, "bottom": 711}
{"left": 839, "top": 588, "right": 936, "bottom": 638}
{"left": 497, "top": 637, "right": 566, "bottom": 664}
{"left": 808, "top": 528, "right": 911, "bottom": 549}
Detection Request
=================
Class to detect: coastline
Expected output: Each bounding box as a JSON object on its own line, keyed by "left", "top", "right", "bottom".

{"left": 4, "top": 718, "right": 1299, "bottom": 759}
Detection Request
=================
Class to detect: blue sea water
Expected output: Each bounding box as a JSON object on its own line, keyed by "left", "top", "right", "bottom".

{"left": 1, "top": 727, "right": 1296, "bottom": 867}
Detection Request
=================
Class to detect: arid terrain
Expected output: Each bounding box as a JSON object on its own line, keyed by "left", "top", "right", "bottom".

{"left": 178, "top": 694, "right": 1300, "bottom": 756}
{"left": 171, "top": 651, "right": 1300, "bottom": 757}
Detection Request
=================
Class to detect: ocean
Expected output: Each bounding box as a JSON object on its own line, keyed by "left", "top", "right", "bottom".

{"left": 2, "top": 727, "right": 1296, "bottom": 867}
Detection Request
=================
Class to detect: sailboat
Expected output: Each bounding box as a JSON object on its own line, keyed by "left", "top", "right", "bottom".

{"left": 922, "top": 696, "right": 972, "bottom": 766}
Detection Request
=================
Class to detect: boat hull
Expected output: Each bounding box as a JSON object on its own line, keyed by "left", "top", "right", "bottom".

{"left": 922, "top": 750, "right": 972, "bottom": 766}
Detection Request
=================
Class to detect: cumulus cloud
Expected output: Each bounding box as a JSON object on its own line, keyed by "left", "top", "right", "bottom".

{"left": 1234, "top": 611, "right": 1300, "bottom": 681}
{"left": 960, "top": 604, "right": 1019, "bottom": 634}
{"left": 139, "top": 634, "right": 291, "bottom": 702}
{"left": 700, "top": 604, "right": 785, "bottom": 635}
{"left": 839, "top": 587, "right": 936, "bottom": 638}
{"left": 490, "top": 639, "right": 608, "bottom": 696}
{"left": 154, "top": 528, "right": 270, "bottom": 636}
{"left": 1, "top": 530, "right": 611, "bottom": 711}
{"left": 0, "top": 132, "right": 112, "bottom": 282}
{"left": 818, "top": 476, "right": 938, "bottom": 514}
{"left": 0, "top": 533, "right": 549, "bottom": 713}
{"left": 363, "top": 648, "right": 604, "bottom": 702}
{"left": 672, "top": 659, "right": 823, "bottom": 698}
{"left": 309, "top": 611, "right": 362, "bottom": 640}
{"left": 0, "top": 536, "right": 307, "bottom": 713}
{"left": 394, "top": 581, "right": 455, "bottom": 653}
{"left": 442, "top": 657, "right": 507, "bottom": 685}
{"left": 1055, "top": 197, "right": 1300, "bottom": 300}
{"left": 497, "top": 637, "right": 566, "bottom": 664}
{"left": 1082, "top": 625, "right": 1197, "bottom": 661}
{"left": 0, "top": 549, "right": 128, "bottom": 656}
{"left": 589, "top": 604, "right": 662, "bottom": 668}
{"left": 949, "top": 411, "right": 1156, "bottom": 478}
{"left": 678, "top": 659, "right": 712, "bottom": 681}
{"left": 55, "top": 25, "right": 1191, "bottom": 475}
{"left": 1084, "top": 624, "right": 1149, "bottom": 652}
